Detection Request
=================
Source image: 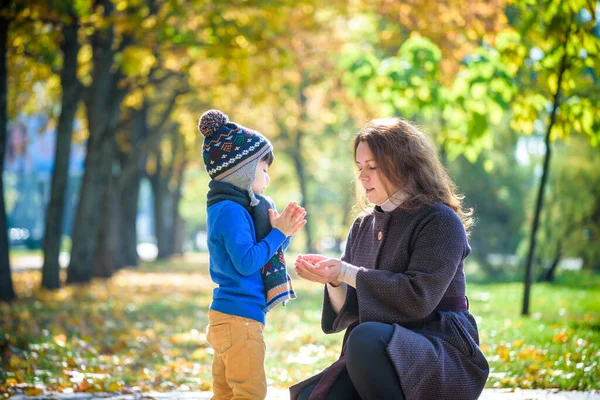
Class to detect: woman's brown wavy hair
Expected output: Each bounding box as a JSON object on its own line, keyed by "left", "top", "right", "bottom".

{"left": 353, "top": 117, "right": 473, "bottom": 233}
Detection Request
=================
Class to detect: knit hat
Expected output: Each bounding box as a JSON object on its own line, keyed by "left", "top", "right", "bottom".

{"left": 199, "top": 109, "right": 273, "bottom": 206}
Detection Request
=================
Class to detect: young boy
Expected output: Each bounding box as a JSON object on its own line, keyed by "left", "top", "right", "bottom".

{"left": 199, "top": 110, "right": 306, "bottom": 400}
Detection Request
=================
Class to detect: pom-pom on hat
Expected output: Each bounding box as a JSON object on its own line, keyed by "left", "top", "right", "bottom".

{"left": 198, "top": 109, "right": 229, "bottom": 139}
{"left": 199, "top": 109, "right": 273, "bottom": 206}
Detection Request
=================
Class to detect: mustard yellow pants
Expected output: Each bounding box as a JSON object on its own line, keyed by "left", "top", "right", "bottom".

{"left": 206, "top": 309, "right": 267, "bottom": 400}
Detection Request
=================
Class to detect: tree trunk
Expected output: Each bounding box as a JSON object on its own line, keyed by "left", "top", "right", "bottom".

{"left": 118, "top": 104, "right": 149, "bottom": 267}
{"left": 295, "top": 73, "right": 315, "bottom": 253}
{"left": 149, "top": 129, "right": 187, "bottom": 259}
{"left": 92, "top": 163, "right": 120, "bottom": 278}
{"left": 67, "top": 5, "right": 125, "bottom": 283}
{"left": 438, "top": 114, "right": 449, "bottom": 167}
{"left": 155, "top": 187, "right": 174, "bottom": 259}
{"left": 336, "top": 183, "right": 355, "bottom": 252}
{"left": 42, "top": 13, "right": 82, "bottom": 289}
{"left": 173, "top": 215, "right": 185, "bottom": 255}
{"left": 149, "top": 149, "right": 174, "bottom": 259}
{"left": 119, "top": 178, "right": 140, "bottom": 267}
{"left": 290, "top": 143, "right": 315, "bottom": 254}
{"left": 0, "top": 8, "right": 15, "bottom": 302}
{"left": 108, "top": 184, "right": 125, "bottom": 272}
{"left": 170, "top": 156, "right": 187, "bottom": 255}
{"left": 522, "top": 46, "right": 568, "bottom": 316}
{"left": 539, "top": 245, "right": 562, "bottom": 283}
{"left": 68, "top": 131, "right": 117, "bottom": 283}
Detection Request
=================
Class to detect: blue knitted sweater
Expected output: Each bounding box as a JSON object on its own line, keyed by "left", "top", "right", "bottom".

{"left": 207, "top": 200, "right": 290, "bottom": 324}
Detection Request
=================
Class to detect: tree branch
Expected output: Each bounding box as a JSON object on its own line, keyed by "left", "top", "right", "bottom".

{"left": 149, "top": 88, "right": 186, "bottom": 132}
{"left": 116, "top": 89, "right": 183, "bottom": 190}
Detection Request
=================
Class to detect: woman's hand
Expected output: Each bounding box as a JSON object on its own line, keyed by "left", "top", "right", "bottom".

{"left": 297, "top": 254, "right": 328, "bottom": 264}
{"left": 294, "top": 254, "right": 342, "bottom": 286}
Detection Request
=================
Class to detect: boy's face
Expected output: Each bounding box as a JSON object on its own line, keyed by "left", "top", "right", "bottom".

{"left": 251, "top": 159, "right": 270, "bottom": 195}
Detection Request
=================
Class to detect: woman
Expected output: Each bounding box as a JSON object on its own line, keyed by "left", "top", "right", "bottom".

{"left": 291, "top": 117, "right": 489, "bottom": 400}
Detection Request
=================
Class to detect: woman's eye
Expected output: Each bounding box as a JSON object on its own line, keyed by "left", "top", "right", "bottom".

{"left": 369, "top": 166, "right": 377, "bottom": 170}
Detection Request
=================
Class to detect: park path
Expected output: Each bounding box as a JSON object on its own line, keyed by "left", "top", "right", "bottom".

{"left": 7, "top": 388, "right": 600, "bottom": 399}
{"left": 10, "top": 253, "right": 69, "bottom": 272}
{"left": 10, "top": 246, "right": 158, "bottom": 272}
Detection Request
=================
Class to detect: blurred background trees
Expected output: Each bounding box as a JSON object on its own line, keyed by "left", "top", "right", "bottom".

{"left": 1, "top": 0, "right": 599, "bottom": 314}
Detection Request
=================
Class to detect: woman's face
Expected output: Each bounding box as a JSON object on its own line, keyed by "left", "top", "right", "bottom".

{"left": 356, "top": 141, "right": 398, "bottom": 206}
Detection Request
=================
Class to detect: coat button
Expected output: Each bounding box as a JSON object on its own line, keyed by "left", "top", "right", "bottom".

{"left": 378, "top": 231, "right": 383, "bottom": 240}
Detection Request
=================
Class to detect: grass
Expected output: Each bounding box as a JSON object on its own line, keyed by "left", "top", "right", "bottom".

{"left": 1, "top": 253, "right": 598, "bottom": 397}
{"left": 469, "top": 277, "right": 600, "bottom": 390}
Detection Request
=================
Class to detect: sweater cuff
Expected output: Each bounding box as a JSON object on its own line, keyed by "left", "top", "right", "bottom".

{"left": 268, "top": 228, "right": 287, "bottom": 247}
{"left": 338, "top": 261, "right": 361, "bottom": 288}
{"left": 327, "top": 283, "right": 348, "bottom": 314}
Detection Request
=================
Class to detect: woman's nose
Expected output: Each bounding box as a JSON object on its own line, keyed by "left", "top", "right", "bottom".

{"left": 266, "top": 173, "right": 271, "bottom": 183}
{"left": 359, "top": 170, "right": 368, "bottom": 181}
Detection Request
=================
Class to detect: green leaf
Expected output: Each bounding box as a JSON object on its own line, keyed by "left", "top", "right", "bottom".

{"left": 468, "top": 112, "right": 488, "bottom": 139}
{"left": 547, "top": 73, "right": 558, "bottom": 95}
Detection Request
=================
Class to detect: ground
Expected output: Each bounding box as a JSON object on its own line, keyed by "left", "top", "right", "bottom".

{"left": 6, "top": 388, "right": 600, "bottom": 399}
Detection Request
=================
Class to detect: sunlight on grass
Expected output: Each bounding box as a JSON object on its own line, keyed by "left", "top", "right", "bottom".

{"left": 469, "top": 281, "right": 600, "bottom": 390}
{"left": 1, "top": 254, "right": 599, "bottom": 397}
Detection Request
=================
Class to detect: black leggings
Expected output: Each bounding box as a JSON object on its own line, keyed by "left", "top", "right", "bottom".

{"left": 298, "top": 322, "right": 405, "bottom": 400}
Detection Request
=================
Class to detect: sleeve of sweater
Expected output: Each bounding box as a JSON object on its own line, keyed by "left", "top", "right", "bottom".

{"left": 282, "top": 236, "right": 292, "bottom": 252}
{"left": 219, "top": 202, "right": 287, "bottom": 276}
{"left": 321, "top": 218, "right": 361, "bottom": 334}
{"left": 327, "top": 283, "right": 348, "bottom": 313}
{"left": 355, "top": 210, "right": 468, "bottom": 324}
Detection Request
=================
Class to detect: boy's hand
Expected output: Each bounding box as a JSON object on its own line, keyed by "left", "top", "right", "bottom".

{"left": 269, "top": 202, "right": 307, "bottom": 237}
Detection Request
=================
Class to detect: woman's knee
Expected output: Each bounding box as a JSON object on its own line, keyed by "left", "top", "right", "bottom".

{"left": 345, "top": 322, "right": 405, "bottom": 399}
{"left": 345, "top": 322, "right": 394, "bottom": 361}
{"left": 296, "top": 384, "right": 314, "bottom": 400}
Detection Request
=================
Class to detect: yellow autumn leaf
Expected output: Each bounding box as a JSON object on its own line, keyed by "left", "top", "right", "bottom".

{"left": 496, "top": 344, "right": 510, "bottom": 361}
{"left": 9, "top": 356, "right": 22, "bottom": 368}
{"left": 527, "top": 363, "right": 540, "bottom": 373}
{"left": 124, "top": 88, "right": 144, "bottom": 109}
{"left": 107, "top": 381, "right": 122, "bottom": 392}
{"left": 54, "top": 334, "right": 67, "bottom": 347}
{"left": 78, "top": 379, "right": 91, "bottom": 392}
{"left": 518, "top": 348, "right": 531, "bottom": 360}
{"left": 24, "top": 387, "right": 43, "bottom": 396}
{"left": 190, "top": 348, "right": 209, "bottom": 361}
{"left": 514, "top": 320, "right": 523, "bottom": 328}
{"left": 121, "top": 46, "right": 156, "bottom": 77}
{"left": 164, "top": 54, "right": 182, "bottom": 71}
{"left": 532, "top": 351, "right": 546, "bottom": 363}
{"left": 553, "top": 331, "right": 568, "bottom": 343}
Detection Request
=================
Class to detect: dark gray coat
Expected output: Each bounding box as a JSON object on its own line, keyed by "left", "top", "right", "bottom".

{"left": 290, "top": 202, "right": 489, "bottom": 400}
